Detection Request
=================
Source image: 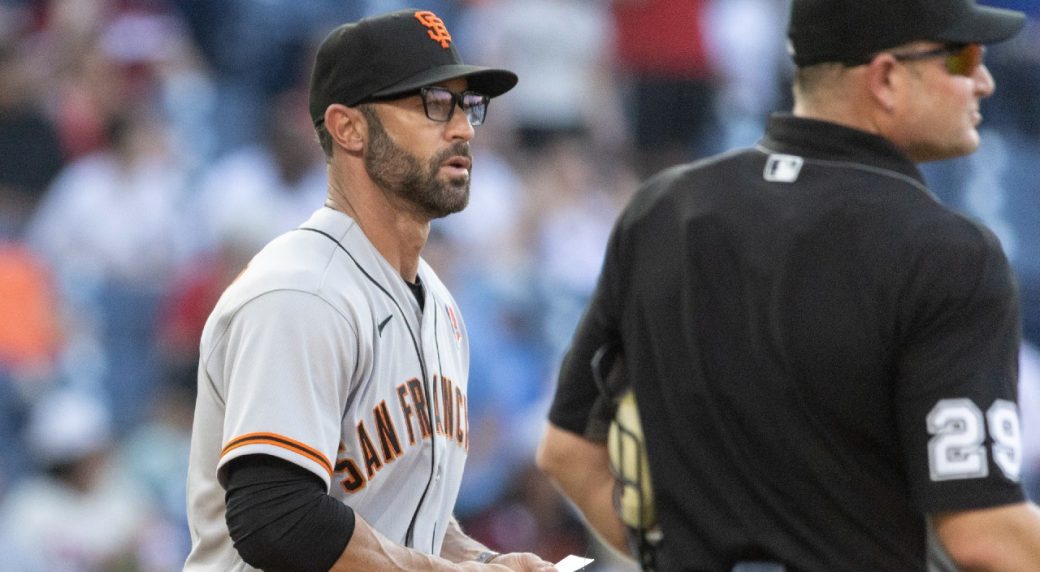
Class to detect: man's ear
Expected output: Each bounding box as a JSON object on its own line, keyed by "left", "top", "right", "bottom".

{"left": 324, "top": 104, "right": 366, "bottom": 153}
{"left": 865, "top": 54, "right": 902, "bottom": 113}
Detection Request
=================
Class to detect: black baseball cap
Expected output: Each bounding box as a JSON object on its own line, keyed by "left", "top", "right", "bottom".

{"left": 308, "top": 9, "right": 518, "bottom": 126}
{"left": 788, "top": 0, "right": 1026, "bottom": 67}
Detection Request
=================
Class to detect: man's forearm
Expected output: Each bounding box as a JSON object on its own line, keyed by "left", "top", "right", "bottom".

{"left": 329, "top": 514, "right": 476, "bottom": 571}
{"left": 331, "top": 515, "right": 555, "bottom": 572}
{"left": 536, "top": 423, "right": 631, "bottom": 556}
{"left": 568, "top": 465, "right": 630, "bottom": 556}
{"left": 934, "top": 502, "right": 1040, "bottom": 571}
{"left": 440, "top": 516, "right": 496, "bottom": 563}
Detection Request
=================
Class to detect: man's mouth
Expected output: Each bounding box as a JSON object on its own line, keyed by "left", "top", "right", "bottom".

{"left": 442, "top": 155, "right": 471, "bottom": 176}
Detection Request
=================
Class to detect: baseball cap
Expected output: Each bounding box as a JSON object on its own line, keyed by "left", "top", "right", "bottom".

{"left": 788, "top": 0, "right": 1026, "bottom": 67}
{"left": 308, "top": 9, "right": 518, "bottom": 126}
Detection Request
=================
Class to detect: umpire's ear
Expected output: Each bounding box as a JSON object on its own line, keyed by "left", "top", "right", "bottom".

{"left": 864, "top": 52, "right": 904, "bottom": 115}
{"left": 323, "top": 104, "right": 366, "bottom": 154}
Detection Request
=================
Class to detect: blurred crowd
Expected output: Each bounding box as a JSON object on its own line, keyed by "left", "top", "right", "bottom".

{"left": 0, "top": 0, "right": 1037, "bottom": 570}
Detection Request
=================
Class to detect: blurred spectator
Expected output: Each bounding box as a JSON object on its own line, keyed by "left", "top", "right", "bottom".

{"left": 461, "top": 0, "right": 625, "bottom": 153}
{"left": 153, "top": 239, "right": 250, "bottom": 393}
{"left": 0, "top": 247, "right": 61, "bottom": 374}
{"left": 39, "top": 0, "right": 127, "bottom": 161}
{"left": 703, "top": 0, "right": 790, "bottom": 149}
{"left": 610, "top": 0, "right": 720, "bottom": 178}
{"left": 101, "top": 3, "right": 220, "bottom": 174}
{"left": 11, "top": 0, "right": 220, "bottom": 173}
{"left": 526, "top": 138, "right": 631, "bottom": 354}
{"left": 0, "top": 387, "right": 163, "bottom": 570}
{"left": 983, "top": 21, "right": 1040, "bottom": 136}
{"left": 361, "top": 0, "right": 464, "bottom": 22}
{"left": 0, "top": 246, "right": 62, "bottom": 489}
{"left": 117, "top": 382, "right": 195, "bottom": 566}
{"left": 0, "top": 1, "right": 29, "bottom": 39}
{"left": 189, "top": 86, "right": 327, "bottom": 257}
{"left": 1020, "top": 341, "right": 1040, "bottom": 501}
{"left": 0, "top": 40, "right": 65, "bottom": 238}
{"left": 979, "top": 7, "right": 1040, "bottom": 340}
{"left": 25, "top": 106, "right": 191, "bottom": 287}
{"left": 25, "top": 107, "right": 193, "bottom": 432}
{"left": 152, "top": 86, "right": 328, "bottom": 389}
{"left": 167, "top": 0, "right": 359, "bottom": 154}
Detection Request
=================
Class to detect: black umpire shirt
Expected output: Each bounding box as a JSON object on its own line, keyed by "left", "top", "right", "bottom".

{"left": 549, "top": 115, "right": 1026, "bottom": 571}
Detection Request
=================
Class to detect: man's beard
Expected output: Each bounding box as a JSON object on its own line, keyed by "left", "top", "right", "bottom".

{"left": 361, "top": 107, "right": 471, "bottom": 219}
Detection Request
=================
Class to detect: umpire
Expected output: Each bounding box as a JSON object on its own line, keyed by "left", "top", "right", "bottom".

{"left": 537, "top": 0, "right": 1040, "bottom": 570}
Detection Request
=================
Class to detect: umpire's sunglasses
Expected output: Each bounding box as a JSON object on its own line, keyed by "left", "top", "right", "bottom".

{"left": 890, "top": 43, "right": 986, "bottom": 77}
{"left": 842, "top": 43, "right": 985, "bottom": 77}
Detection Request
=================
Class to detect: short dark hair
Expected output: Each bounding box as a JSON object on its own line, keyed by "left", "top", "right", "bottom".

{"left": 316, "top": 123, "right": 333, "bottom": 160}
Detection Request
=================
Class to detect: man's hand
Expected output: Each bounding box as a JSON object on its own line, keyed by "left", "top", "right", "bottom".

{"left": 486, "top": 552, "right": 557, "bottom": 571}
{"left": 440, "top": 517, "right": 556, "bottom": 571}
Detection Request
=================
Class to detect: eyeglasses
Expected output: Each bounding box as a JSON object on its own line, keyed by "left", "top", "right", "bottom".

{"left": 404, "top": 86, "right": 490, "bottom": 126}
{"left": 891, "top": 43, "right": 985, "bottom": 77}
{"left": 360, "top": 86, "right": 491, "bottom": 125}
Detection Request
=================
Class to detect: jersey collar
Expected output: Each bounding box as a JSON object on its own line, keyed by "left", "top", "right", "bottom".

{"left": 758, "top": 114, "right": 927, "bottom": 188}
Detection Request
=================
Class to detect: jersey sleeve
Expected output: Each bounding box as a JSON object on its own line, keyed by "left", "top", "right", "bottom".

{"left": 215, "top": 289, "right": 360, "bottom": 490}
{"left": 548, "top": 218, "right": 626, "bottom": 441}
{"left": 896, "top": 221, "right": 1025, "bottom": 513}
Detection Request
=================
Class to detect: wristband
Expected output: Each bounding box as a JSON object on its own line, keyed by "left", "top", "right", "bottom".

{"left": 474, "top": 550, "right": 500, "bottom": 563}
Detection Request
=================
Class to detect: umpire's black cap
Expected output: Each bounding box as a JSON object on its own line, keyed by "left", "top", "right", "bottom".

{"left": 308, "top": 9, "right": 518, "bottom": 127}
{"left": 788, "top": 0, "right": 1026, "bottom": 67}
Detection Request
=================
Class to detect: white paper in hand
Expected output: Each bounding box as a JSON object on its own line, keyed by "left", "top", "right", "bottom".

{"left": 555, "top": 555, "right": 594, "bottom": 572}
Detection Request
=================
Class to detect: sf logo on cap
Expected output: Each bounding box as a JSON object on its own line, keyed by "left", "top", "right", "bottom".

{"left": 415, "top": 11, "right": 452, "bottom": 49}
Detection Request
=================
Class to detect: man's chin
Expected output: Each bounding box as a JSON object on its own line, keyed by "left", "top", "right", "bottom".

{"left": 435, "top": 196, "right": 470, "bottom": 219}
{"left": 418, "top": 187, "right": 469, "bottom": 219}
{"left": 909, "top": 137, "right": 979, "bottom": 164}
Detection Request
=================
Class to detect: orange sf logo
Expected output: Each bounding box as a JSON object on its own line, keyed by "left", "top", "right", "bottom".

{"left": 414, "top": 11, "right": 452, "bottom": 49}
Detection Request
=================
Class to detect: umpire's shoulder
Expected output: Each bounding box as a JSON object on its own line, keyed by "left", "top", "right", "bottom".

{"left": 620, "top": 148, "right": 753, "bottom": 228}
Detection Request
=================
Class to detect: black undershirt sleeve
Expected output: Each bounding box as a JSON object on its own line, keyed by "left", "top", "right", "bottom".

{"left": 224, "top": 454, "right": 356, "bottom": 572}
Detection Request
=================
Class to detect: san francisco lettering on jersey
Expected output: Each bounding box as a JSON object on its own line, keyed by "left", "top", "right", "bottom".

{"left": 337, "top": 375, "right": 469, "bottom": 493}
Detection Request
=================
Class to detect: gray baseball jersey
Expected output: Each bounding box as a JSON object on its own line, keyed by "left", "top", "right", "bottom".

{"left": 185, "top": 207, "right": 471, "bottom": 571}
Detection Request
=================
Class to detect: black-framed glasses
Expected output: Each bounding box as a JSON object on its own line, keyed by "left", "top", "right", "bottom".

{"left": 417, "top": 86, "right": 490, "bottom": 126}
{"left": 891, "top": 43, "right": 986, "bottom": 77}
